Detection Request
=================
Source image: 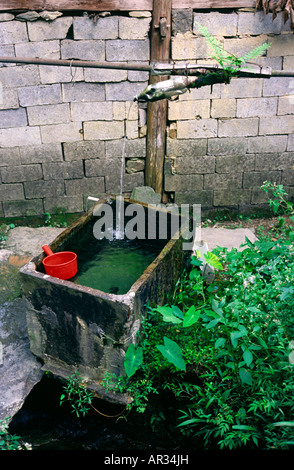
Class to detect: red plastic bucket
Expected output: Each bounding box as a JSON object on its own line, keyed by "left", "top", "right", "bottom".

{"left": 42, "top": 244, "right": 77, "bottom": 280}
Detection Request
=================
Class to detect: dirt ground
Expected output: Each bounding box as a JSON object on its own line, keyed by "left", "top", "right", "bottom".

{"left": 202, "top": 214, "right": 294, "bottom": 239}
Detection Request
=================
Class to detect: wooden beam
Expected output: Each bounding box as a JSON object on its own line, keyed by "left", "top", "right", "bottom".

{"left": 145, "top": 0, "right": 172, "bottom": 200}
{"left": 0, "top": 0, "right": 256, "bottom": 12}
{"left": 0, "top": 0, "right": 153, "bottom": 12}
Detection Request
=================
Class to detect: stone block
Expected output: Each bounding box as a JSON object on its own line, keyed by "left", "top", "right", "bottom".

{"left": 39, "top": 65, "right": 84, "bottom": 85}
{"left": 0, "top": 65, "right": 39, "bottom": 87}
{"left": 18, "top": 84, "right": 62, "bottom": 107}
{"left": 0, "top": 21, "right": 27, "bottom": 44}
{"left": 167, "top": 137, "right": 207, "bottom": 157}
{"left": 61, "top": 39, "right": 105, "bottom": 61}
{"left": 126, "top": 120, "right": 139, "bottom": 140}
{"left": 0, "top": 127, "right": 41, "bottom": 148}
{"left": 24, "top": 180, "right": 65, "bottom": 199}
{"left": 193, "top": 12, "right": 238, "bottom": 36}
{"left": 84, "top": 68, "right": 127, "bottom": 83}
{"left": 105, "top": 138, "right": 146, "bottom": 159}
{"left": 251, "top": 188, "right": 269, "bottom": 205}
{"left": 0, "top": 13, "right": 14, "bottom": 21}
{"left": 65, "top": 177, "right": 105, "bottom": 196}
{"left": 0, "top": 88, "right": 19, "bottom": 110}
{"left": 62, "top": 82, "right": 105, "bottom": 102}
{"left": 247, "top": 135, "right": 288, "bottom": 153}
{"left": 259, "top": 115, "right": 294, "bottom": 135}
{"left": 216, "top": 154, "right": 255, "bottom": 173}
{"left": 73, "top": 16, "right": 118, "bottom": 39}
{"left": 175, "top": 155, "right": 215, "bottom": 174}
{"left": 211, "top": 99, "right": 236, "bottom": 118}
{"left": 243, "top": 171, "right": 281, "bottom": 188}
{"left": 237, "top": 97, "right": 277, "bottom": 118}
{"left": 0, "top": 44, "right": 15, "bottom": 67}
{"left": 70, "top": 102, "right": 112, "bottom": 122}
{"left": 283, "top": 55, "right": 294, "bottom": 70}
{"left": 0, "top": 108, "right": 27, "bottom": 128}
{"left": 0, "top": 183, "right": 24, "bottom": 201}
{"left": 15, "top": 40, "right": 60, "bottom": 59}
{"left": 287, "top": 134, "right": 294, "bottom": 151}
{"left": 218, "top": 118, "right": 259, "bottom": 137}
{"left": 20, "top": 144, "right": 63, "bottom": 164}
{"left": 168, "top": 99, "right": 210, "bottom": 120}
{"left": 220, "top": 78, "right": 262, "bottom": 98}
{"left": 267, "top": 34, "right": 294, "bottom": 57}
{"left": 180, "top": 83, "right": 221, "bottom": 101}
{"left": 0, "top": 148, "right": 20, "bottom": 166}
{"left": 172, "top": 35, "right": 213, "bottom": 60}
{"left": 164, "top": 174, "right": 203, "bottom": 191}
{"left": 213, "top": 189, "right": 251, "bottom": 206}
{"left": 105, "top": 172, "right": 144, "bottom": 193}
{"left": 255, "top": 152, "right": 294, "bottom": 171}
{"left": 113, "top": 101, "right": 138, "bottom": 121}
{"left": 40, "top": 122, "right": 83, "bottom": 144}
{"left": 277, "top": 96, "right": 294, "bottom": 115}
{"left": 119, "top": 17, "right": 151, "bottom": 39}
{"left": 43, "top": 161, "right": 84, "bottom": 180}
{"left": 1, "top": 164, "right": 42, "bottom": 183}
{"left": 174, "top": 190, "right": 213, "bottom": 206}
{"left": 204, "top": 173, "right": 242, "bottom": 189}
{"left": 106, "top": 40, "right": 150, "bottom": 61}
{"left": 177, "top": 119, "right": 217, "bottom": 139}
{"left": 85, "top": 158, "right": 121, "bottom": 177}
{"left": 83, "top": 121, "right": 124, "bottom": 141}
{"left": 106, "top": 82, "right": 148, "bottom": 102}
{"left": 27, "top": 17, "right": 73, "bottom": 41}
{"left": 128, "top": 68, "right": 149, "bottom": 82}
{"left": 63, "top": 140, "right": 105, "bottom": 161}
{"left": 208, "top": 137, "right": 247, "bottom": 155}
{"left": 44, "top": 195, "right": 83, "bottom": 214}
{"left": 172, "top": 9, "right": 193, "bottom": 34}
{"left": 263, "top": 76, "right": 292, "bottom": 97}
{"left": 281, "top": 169, "right": 294, "bottom": 186}
{"left": 237, "top": 11, "right": 287, "bottom": 35}
{"left": 27, "top": 103, "right": 70, "bottom": 126}
{"left": 126, "top": 158, "right": 145, "bottom": 174}
{"left": 223, "top": 35, "right": 269, "bottom": 58}
{"left": 3, "top": 199, "right": 43, "bottom": 217}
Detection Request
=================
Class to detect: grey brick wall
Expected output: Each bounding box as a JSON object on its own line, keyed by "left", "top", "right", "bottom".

{"left": 0, "top": 11, "right": 150, "bottom": 217}
{"left": 167, "top": 9, "right": 294, "bottom": 211}
{"left": 0, "top": 9, "right": 293, "bottom": 217}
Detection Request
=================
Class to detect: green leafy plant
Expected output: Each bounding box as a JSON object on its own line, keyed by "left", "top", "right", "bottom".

{"left": 102, "top": 185, "right": 294, "bottom": 450}
{"left": 60, "top": 371, "right": 94, "bottom": 418}
{"left": 0, "top": 417, "right": 30, "bottom": 450}
{"left": 197, "top": 22, "right": 271, "bottom": 75}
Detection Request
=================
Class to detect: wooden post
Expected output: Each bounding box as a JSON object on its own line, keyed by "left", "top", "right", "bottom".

{"left": 145, "top": 0, "right": 172, "bottom": 200}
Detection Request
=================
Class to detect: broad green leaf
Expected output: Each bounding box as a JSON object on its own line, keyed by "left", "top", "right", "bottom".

{"left": 211, "top": 298, "right": 224, "bottom": 316}
{"left": 232, "top": 425, "right": 257, "bottom": 431}
{"left": 239, "top": 368, "right": 252, "bottom": 386}
{"left": 215, "top": 338, "right": 226, "bottom": 349}
{"left": 183, "top": 305, "right": 201, "bottom": 327}
{"left": 243, "top": 349, "right": 253, "bottom": 367}
{"left": 271, "top": 421, "right": 294, "bottom": 427}
{"left": 171, "top": 305, "right": 184, "bottom": 320}
{"left": 157, "top": 336, "right": 186, "bottom": 371}
{"left": 203, "top": 251, "right": 223, "bottom": 270}
{"left": 155, "top": 306, "right": 182, "bottom": 324}
{"left": 124, "top": 344, "right": 143, "bottom": 378}
{"left": 230, "top": 329, "right": 247, "bottom": 348}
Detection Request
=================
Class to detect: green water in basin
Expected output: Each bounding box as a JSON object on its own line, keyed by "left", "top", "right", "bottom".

{"left": 74, "top": 238, "right": 161, "bottom": 295}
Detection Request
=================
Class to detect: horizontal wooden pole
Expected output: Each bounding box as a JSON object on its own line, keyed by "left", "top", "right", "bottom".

{"left": 0, "top": 0, "right": 256, "bottom": 12}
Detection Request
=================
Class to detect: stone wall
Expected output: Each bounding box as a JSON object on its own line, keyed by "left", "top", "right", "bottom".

{"left": 0, "top": 9, "right": 293, "bottom": 217}
{"left": 0, "top": 11, "right": 150, "bottom": 217}
{"left": 166, "top": 9, "right": 294, "bottom": 211}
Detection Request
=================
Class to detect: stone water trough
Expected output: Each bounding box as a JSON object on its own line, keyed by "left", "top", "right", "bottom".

{"left": 20, "top": 196, "right": 191, "bottom": 402}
